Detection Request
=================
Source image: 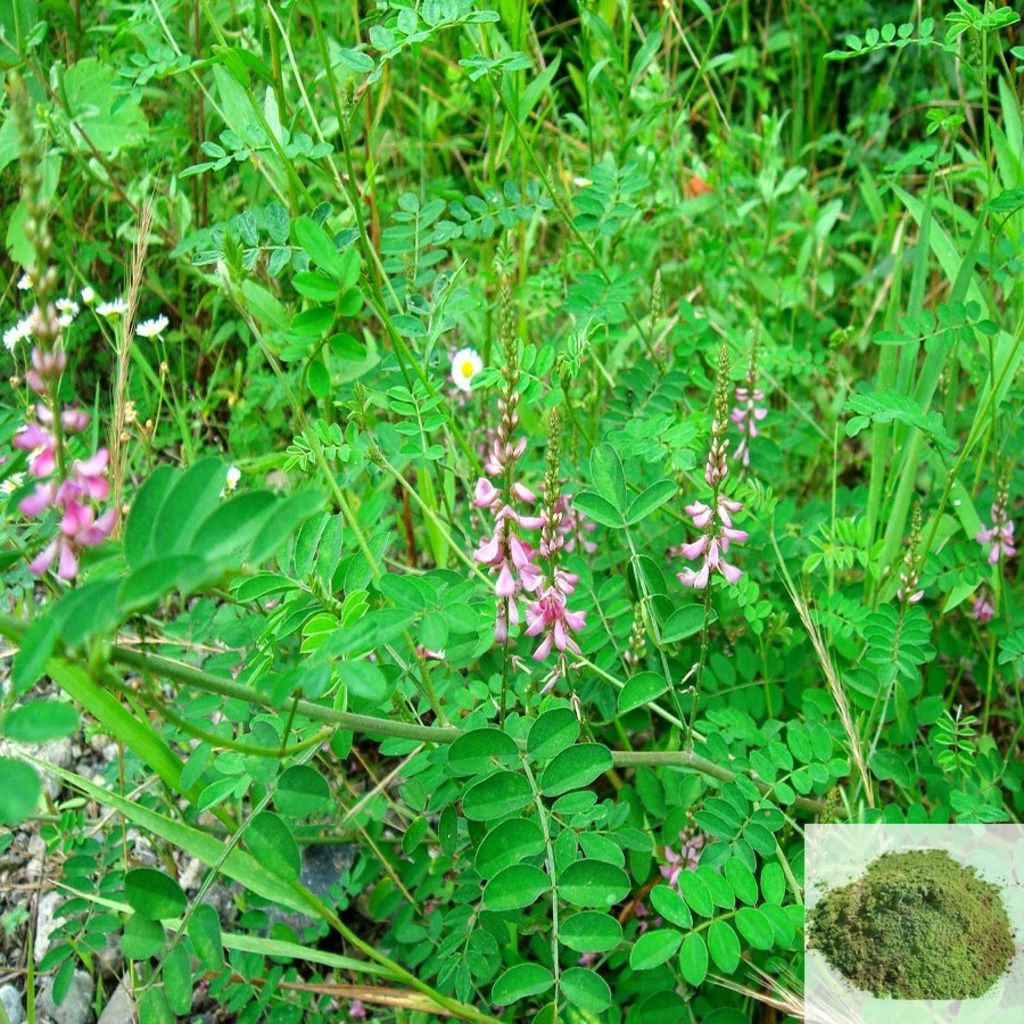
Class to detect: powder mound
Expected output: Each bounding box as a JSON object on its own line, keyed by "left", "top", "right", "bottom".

{"left": 809, "top": 848, "right": 1014, "bottom": 1000}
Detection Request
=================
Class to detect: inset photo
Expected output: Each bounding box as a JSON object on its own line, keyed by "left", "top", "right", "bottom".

{"left": 805, "top": 824, "right": 1024, "bottom": 1023}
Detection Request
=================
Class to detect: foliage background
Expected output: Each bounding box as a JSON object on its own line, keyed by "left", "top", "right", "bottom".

{"left": 0, "top": 0, "right": 1022, "bottom": 1022}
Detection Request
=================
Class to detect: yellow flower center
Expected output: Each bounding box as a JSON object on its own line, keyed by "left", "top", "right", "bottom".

{"left": 461, "top": 360, "right": 475, "bottom": 378}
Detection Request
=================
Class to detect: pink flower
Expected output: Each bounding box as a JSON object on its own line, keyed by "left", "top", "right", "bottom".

{"left": 677, "top": 494, "right": 745, "bottom": 589}
{"left": 660, "top": 828, "right": 706, "bottom": 891}
{"left": 348, "top": 999, "right": 367, "bottom": 1021}
{"left": 732, "top": 385, "right": 768, "bottom": 467}
{"left": 976, "top": 491, "right": 1016, "bottom": 565}
{"left": 524, "top": 587, "right": 586, "bottom": 660}
{"left": 970, "top": 592, "right": 994, "bottom": 623}
{"left": 11, "top": 349, "right": 113, "bottom": 580}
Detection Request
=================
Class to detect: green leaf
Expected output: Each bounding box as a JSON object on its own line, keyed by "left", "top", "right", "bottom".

{"left": 539, "top": 743, "right": 612, "bottom": 797}
{"left": 402, "top": 816, "right": 428, "bottom": 854}
{"left": 618, "top": 671, "right": 668, "bottom": 713}
{"left": 293, "top": 271, "right": 338, "bottom": 302}
{"left": 189, "top": 903, "right": 223, "bottom": 971}
{"left": 708, "top": 919, "right": 741, "bottom": 972}
{"left": 698, "top": 864, "right": 735, "bottom": 909}
{"left": 275, "top": 765, "right": 331, "bottom": 817}
{"left": 527, "top": 708, "right": 579, "bottom": 762}
{"left": 151, "top": 457, "right": 228, "bottom": 556}
{"left": 679, "top": 871, "right": 714, "bottom": 918}
{"left": 724, "top": 858, "right": 758, "bottom": 905}
{"left": 138, "top": 987, "right": 175, "bottom": 1024}
{"left": 125, "top": 466, "right": 178, "bottom": 568}
{"left": 448, "top": 728, "right": 520, "bottom": 777}
{"left": 661, "top": 604, "right": 714, "bottom": 643}
{"left": 491, "top": 963, "right": 553, "bottom": 1004}
{"left": 475, "top": 818, "right": 546, "bottom": 879}
{"left": 0, "top": 759, "right": 40, "bottom": 826}
{"left": 561, "top": 967, "right": 612, "bottom": 1012}
{"left": 629, "top": 928, "right": 682, "bottom": 970}
{"left": 124, "top": 868, "right": 187, "bottom": 920}
{"left": 760, "top": 862, "right": 785, "bottom": 905}
{"left": 293, "top": 216, "right": 345, "bottom": 278}
{"left": 163, "top": 943, "right": 192, "bottom": 1016}
{"left": 461, "top": 770, "right": 533, "bottom": 821}
{"left": 735, "top": 906, "right": 775, "bottom": 950}
{"left": 121, "top": 915, "right": 165, "bottom": 960}
{"left": 679, "top": 932, "right": 709, "bottom": 986}
{"left": 590, "top": 443, "right": 627, "bottom": 511}
{"left": 246, "top": 811, "right": 301, "bottom": 882}
{"left": 649, "top": 884, "right": 693, "bottom": 928}
{"left": 3, "top": 700, "right": 79, "bottom": 742}
{"left": 335, "top": 660, "right": 388, "bottom": 705}
{"left": 483, "top": 864, "right": 550, "bottom": 911}
{"left": 10, "top": 614, "right": 63, "bottom": 695}
{"left": 572, "top": 490, "right": 622, "bottom": 528}
{"left": 627, "top": 480, "right": 676, "bottom": 524}
{"left": 558, "top": 911, "right": 623, "bottom": 953}
{"left": 558, "top": 860, "right": 630, "bottom": 908}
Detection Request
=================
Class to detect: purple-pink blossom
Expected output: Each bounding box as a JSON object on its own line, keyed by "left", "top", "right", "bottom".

{"left": 12, "top": 347, "right": 113, "bottom": 580}
{"left": 976, "top": 496, "right": 1016, "bottom": 565}
{"left": 524, "top": 587, "right": 586, "bottom": 660}
{"left": 660, "top": 827, "right": 707, "bottom": 891}
{"left": 970, "top": 591, "right": 994, "bottom": 623}
{"left": 731, "top": 384, "right": 767, "bottom": 467}
{"left": 677, "top": 496, "right": 747, "bottom": 589}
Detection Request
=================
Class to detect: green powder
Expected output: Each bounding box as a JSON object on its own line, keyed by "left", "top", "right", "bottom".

{"left": 808, "top": 849, "right": 1015, "bottom": 1000}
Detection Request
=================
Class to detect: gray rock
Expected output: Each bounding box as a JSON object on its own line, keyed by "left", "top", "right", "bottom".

{"left": 0, "top": 984, "right": 25, "bottom": 1024}
{"left": 96, "top": 979, "right": 134, "bottom": 1024}
{"left": 34, "top": 891, "right": 64, "bottom": 963}
{"left": 36, "top": 739, "right": 74, "bottom": 799}
{"left": 266, "top": 844, "right": 357, "bottom": 935}
{"left": 25, "top": 833, "right": 47, "bottom": 883}
{"left": 37, "top": 970, "right": 94, "bottom": 1024}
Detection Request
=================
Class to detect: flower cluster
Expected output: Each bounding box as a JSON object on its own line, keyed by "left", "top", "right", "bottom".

{"left": 660, "top": 826, "right": 707, "bottom": 891}
{"left": 473, "top": 275, "right": 545, "bottom": 643}
{"left": 523, "top": 412, "right": 586, "bottom": 663}
{"left": 677, "top": 347, "right": 748, "bottom": 590}
{"left": 14, "top": 350, "right": 113, "bottom": 580}
{"left": 970, "top": 590, "right": 995, "bottom": 624}
{"left": 976, "top": 489, "right": 1016, "bottom": 565}
{"left": 731, "top": 343, "right": 767, "bottom": 467}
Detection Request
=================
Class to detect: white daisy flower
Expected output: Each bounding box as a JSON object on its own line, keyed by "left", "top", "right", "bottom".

{"left": 220, "top": 465, "right": 242, "bottom": 498}
{"left": 3, "top": 316, "right": 33, "bottom": 352}
{"left": 56, "top": 297, "right": 80, "bottom": 328}
{"left": 136, "top": 315, "right": 170, "bottom": 339}
{"left": 1, "top": 472, "right": 25, "bottom": 495}
{"left": 97, "top": 298, "right": 129, "bottom": 318}
{"left": 450, "top": 347, "right": 483, "bottom": 393}
{"left": 81, "top": 286, "right": 96, "bottom": 305}
{"left": 17, "top": 273, "right": 33, "bottom": 291}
